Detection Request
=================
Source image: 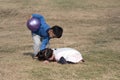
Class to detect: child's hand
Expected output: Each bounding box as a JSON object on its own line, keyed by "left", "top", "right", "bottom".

{"left": 28, "top": 15, "right": 32, "bottom": 20}
{"left": 29, "top": 15, "right": 32, "bottom": 19}
{"left": 43, "top": 60, "right": 49, "bottom": 64}
{"left": 26, "top": 15, "right": 32, "bottom": 20}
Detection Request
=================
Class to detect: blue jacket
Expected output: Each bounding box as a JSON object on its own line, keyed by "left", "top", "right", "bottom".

{"left": 32, "top": 14, "right": 50, "bottom": 50}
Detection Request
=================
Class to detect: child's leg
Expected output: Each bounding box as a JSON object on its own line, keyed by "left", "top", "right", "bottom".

{"left": 32, "top": 33, "right": 41, "bottom": 57}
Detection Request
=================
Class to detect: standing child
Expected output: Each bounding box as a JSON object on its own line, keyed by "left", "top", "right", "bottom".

{"left": 28, "top": 14, "right": 63, "bottom": 58}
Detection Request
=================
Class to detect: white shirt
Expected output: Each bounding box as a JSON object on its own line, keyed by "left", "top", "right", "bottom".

{"left": 52, "top": 48, "right": 83, "bottom": 63}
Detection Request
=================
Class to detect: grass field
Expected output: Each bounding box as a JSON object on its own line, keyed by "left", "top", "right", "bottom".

{"left": 0, "top": 0, "right": 120, "bottom": 80}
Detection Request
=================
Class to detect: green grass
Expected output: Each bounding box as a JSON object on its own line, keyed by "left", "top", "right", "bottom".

{"left": 0, "top": 0, "right": 120, "bottom": 80}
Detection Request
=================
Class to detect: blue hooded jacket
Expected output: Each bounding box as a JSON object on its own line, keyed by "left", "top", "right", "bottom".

{"left": 31, "top": 14, "right": 50, "bottom": 50}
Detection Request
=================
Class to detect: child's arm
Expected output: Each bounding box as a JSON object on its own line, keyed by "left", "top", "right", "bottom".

{"left": 40, "top": 37, "right": 50, "bottom": 50}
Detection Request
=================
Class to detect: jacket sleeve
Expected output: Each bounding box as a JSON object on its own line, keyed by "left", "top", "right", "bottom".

{"left": 32, "top": 14, "right": 46, "bottom": 25}
{"left": 40, "top": 37, "right": 49, "bottom": 50}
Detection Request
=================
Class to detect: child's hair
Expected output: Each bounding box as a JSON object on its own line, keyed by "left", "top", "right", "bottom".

{"left": 51, "top": 25, "right": 63, "bottom": 38}
{"left": 37, "top": 48, "right": 53, "bottom": 61}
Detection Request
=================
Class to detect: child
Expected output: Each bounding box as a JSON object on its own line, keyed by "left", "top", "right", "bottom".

{"left": 37, "top": 48, "right": 85, "bottom": 64}
{"left": 29, "top": 14, "right": 63, "bottom": 58}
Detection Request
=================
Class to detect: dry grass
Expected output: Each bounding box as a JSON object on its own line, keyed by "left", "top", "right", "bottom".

{"left": 0, "top": 0, "right": 120, "bottom": 80}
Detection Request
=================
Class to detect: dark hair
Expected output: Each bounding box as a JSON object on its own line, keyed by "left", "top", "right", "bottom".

{"left": 37, "top": 48, "right": 53, "bottom": 61}
{"left": 51, "top": 25, "right": 63, "bottom": 38}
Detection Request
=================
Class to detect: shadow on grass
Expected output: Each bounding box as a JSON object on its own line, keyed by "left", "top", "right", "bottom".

{"left": 23, "top": 52, "right": 33, "bottom": 58}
